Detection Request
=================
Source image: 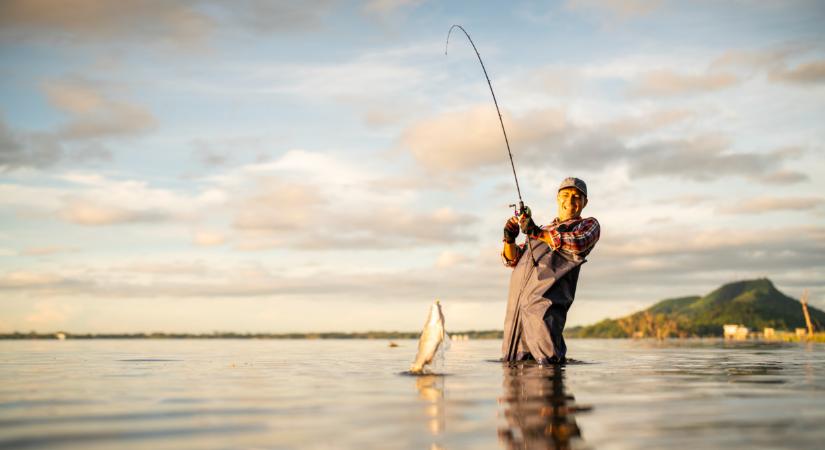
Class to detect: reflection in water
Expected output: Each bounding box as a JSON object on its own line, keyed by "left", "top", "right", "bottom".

{"left": 415, "top": 375, "right": 446, "bottom": 439}
{"left": 498, "top": 363, "right": 588, "bottom": 450}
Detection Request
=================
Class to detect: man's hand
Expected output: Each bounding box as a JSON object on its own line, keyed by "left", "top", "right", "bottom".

{"left": 518, "top": 208, "right": 541, "bottom": 237}
{"left": 503, "top": 217, "right": 520, "bottom": 243}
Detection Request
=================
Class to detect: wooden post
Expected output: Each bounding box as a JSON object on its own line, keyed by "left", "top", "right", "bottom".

{"left": 800, "top": 289, "right": 814, "bottom": 337}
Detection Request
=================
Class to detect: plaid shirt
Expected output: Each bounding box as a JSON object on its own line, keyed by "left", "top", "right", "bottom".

{"left": 503, "top": 216, "right": 600, "bottom": 267}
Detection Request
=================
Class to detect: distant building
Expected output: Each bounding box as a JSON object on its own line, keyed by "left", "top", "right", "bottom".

{"left": 55, "top": 332, "right": 66, "bottom": 340}
{"left": 723, "top": 324, "right": 749, "bottom": 340}
{"left": 795, "top": 328, "right": 808, "bottom": 338}
{"left": 763, "top": 328, "right": 775, "bottom": 339}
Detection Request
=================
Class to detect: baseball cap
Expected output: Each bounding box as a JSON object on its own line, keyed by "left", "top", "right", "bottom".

{"left": 558, "top": 177, "right": 587, "bottom": 197}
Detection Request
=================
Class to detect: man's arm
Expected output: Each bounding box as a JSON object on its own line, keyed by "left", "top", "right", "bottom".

{"left": 502, "top": 217, "right": 523, "bottom": 267}
{"left": 538, "top": 217, "right": 600, "bottom": 255}
{"left": 502, "top": 242, "right": 522, "bottom": 267}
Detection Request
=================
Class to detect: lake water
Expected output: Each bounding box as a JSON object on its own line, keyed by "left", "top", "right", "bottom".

{"left": 1, "top": 339, "right": 823, "bottom": 449}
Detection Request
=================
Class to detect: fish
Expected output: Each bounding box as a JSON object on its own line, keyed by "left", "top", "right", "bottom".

{"left": 409, "top": 299, "right": 447, "bottom": 374}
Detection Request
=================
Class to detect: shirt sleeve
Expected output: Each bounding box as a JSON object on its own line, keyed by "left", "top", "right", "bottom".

{"left": 541, "top": 217, "right": 600, "bottom": 256}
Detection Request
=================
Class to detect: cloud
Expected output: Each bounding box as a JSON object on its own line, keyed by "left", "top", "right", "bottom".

{"left": 769, "top": 59, "right": 825, "bottom": 84}
{"left": 195, "top": 150, "right": 481, "bottom": 250}
{"left": 362, "top": 105, "right": 409, "bottom": 128}
{"left": 362, "top": 0, "right": 425, "bottom": 15}
{"left": 59, "top": 198, "right": 171, "bottom": 225}
{"left": 3, "top": 220, "right": 822, "bottom": 315}
{"left": 657, "top": 194, "right": 712, "bottom": 207}
{"left": 435, "top": 250, "right": 470, "bottom": 269}
{"left": 0, "top": 171, "right": 226, "bottom": 226}
{"left": 710, "top": 47, "right": 798, "bottom": 74}
{"left": 43, "top": 78, "right": 156, "bottom": 140}
{"left": 629, "top": 70, "right": 739, "bottom": 96}
{"left": 603, "top": 109, "right": 693, "bottom": 137}
{"left": 1, "top": 77, "right": 155, "bottom": 171}
{"left": 521, "top": 66, "right": 585, "bottom": 98}
{"left": 189, "top": 135, "right": 274, "bottom": 168}
{"left": 0, "top": 118, "right": 65, "bottom": 170}
{"left": 399, "top": 105, "right": 807, "bottom": 185}
{"left": 719, "top": 196, "right": 824, "bottom": 215}
{"left": 268, "top": 59, "right": 427, "bottom": 101}
{"left": 3, "top": 148, "right": 478, "bottom": 249}
{"left": 234, "top": 205, "right": 478, "bottom": 251}
{"left": 400, "top": 105, "right": 567, "bottom": 172}
{"left": 0, "top": 0, "right": 213, "bottom": 45}
{"left": 0, "top": 0, "right": 339, "bottom": 49}
{"left": 317, "top": 206, "right": 477, "bottom": 249}
{"left": 0, "top": 271, "right": 68, "bottom": 289}
{"left": 0, "top": 271, "right": 95, "bottom": 304}
{"left": 711, "top": 47, "right": 825, "bottom": 85}
{"left": 628, "top": 135, "right": 799, "bottom": 181}
{"left": 217, "top": 0, "right": 337, "bottom": 34}
{"left": 565, "top": 0, "right": 663, "bottom": 18}
{"left": 54, "top": 173, "right": 226, "bottom": 226}
{"left": 582, "top": 224, "right": 825, "bottom": 303}
{"left": 21, "top": 246, "right": 77, "bottom": 256}
{"left": 755, "top": 170, "right": 809, "bottom": 185}
{"left": 193, "top": 230, "right": 226, "bottom": 247}
{"left": 232, "top": 179, "right": 325, "bottom": 231}
{"left": 0, "top": 259, "right": 503, "bottom": 304}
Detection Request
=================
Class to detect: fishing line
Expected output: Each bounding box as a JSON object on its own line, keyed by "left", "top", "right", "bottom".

{"left": 445, "top": 25, "right": 544, "bottom": 360}
{"left": 444, "top": 24, "right": 538, "bottom": 269}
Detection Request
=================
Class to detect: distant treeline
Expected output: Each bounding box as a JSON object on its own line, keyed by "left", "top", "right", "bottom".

{"left": 0, "top": 330, "right": 505, "bottom": 340}
{"left": 567, "top": 279, "right": 823, "bottom": 339}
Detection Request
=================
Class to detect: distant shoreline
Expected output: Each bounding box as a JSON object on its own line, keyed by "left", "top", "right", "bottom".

{"left": 0, "top": 330, "right": 504, "bottom": 340}
{"left": 2, "top": 330, "right": 823, "bottom": 342}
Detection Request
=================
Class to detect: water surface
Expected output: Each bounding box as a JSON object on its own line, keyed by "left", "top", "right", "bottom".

{"left": 1, "top": 339, "right": 823, "bottom": 449}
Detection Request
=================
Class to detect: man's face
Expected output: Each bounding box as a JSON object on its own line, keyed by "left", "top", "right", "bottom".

{"left": 556, "top": 187, "right": 587, "bottom": 221}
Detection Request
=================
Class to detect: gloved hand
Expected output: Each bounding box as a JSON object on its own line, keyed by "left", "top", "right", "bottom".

{"left": 503, "top": 217, "right": 520, "bottom": 243}
{"left": 518, "top": 207, "right": 541, "bottom": 237}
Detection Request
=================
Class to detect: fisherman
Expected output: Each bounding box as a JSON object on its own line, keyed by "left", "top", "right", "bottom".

{"left": 501, "top": 177, "right": 600, "bottom": 364}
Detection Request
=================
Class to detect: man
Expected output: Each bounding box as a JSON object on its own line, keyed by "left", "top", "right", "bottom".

{"left": 500, "top": 177, "right": 600, "bottom": 364}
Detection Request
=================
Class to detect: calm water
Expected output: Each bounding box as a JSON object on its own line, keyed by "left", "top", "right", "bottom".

{"left": 1, "top": 339, "right": 824, "bottom": 449}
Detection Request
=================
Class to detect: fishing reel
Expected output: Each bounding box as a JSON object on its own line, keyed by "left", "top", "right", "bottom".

{"left": 508, "top": 201, "right": 531, "bottom": 219}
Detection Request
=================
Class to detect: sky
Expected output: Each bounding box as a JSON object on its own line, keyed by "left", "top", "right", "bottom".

{"left": 1, "top": 0, "right": 824, "bottom": 333}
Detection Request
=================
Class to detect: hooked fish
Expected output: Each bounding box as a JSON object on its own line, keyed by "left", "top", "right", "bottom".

{"left": 410, "top": 299, "right": 447, "bottom": 374}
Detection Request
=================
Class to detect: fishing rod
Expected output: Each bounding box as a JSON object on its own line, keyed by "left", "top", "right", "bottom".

{"left": 445, "top": 24, "right": 538, "bottom": 268}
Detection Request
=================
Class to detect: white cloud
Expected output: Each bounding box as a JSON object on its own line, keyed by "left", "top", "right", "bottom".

{"left": 362, "top": 0, "right": 425, "bottom": 15}
{"left": 60, "top": 198, "right": 170, "bottom": 225}
{"left": 0, "top": 271, "right": 67, "bottom": 288}
{"left": 565, "top": 0, "right": 663, "bottom": 18}
{"left": 193, "top": 230, "right": 226, "bottom": 246}
{"left": 401, "top": 105, "right": 567, "bottom": 172}
{"left": 21, "top": 246, "right": 77, "bottom": 256}
{"left": 603, "top": 109, "right": 693, "bottom": 137}
{"left": 629, "top": 136, "right": 803, "bottom": 182}
{"left": 435, "top": 250, "right": 469, "bottom": 269}
{"left": 1, "top": 171, "right": 225, "bottom": 227}
{"left": 720, "top": 196, "right": 824, "bottom": 215}
{"left": 43, "top": 78, "right": 156, "bottom": 140}
{"left": 711, "top": 47, "right": 825, "bottom": 85}
{"left": 769, "top": 59, "right": 825, "bottom": 84}
{"left": 629, "top": 70, "right": 739, "bottom": 96}
{"left": 0, "top": 0, "right": 339, "bottom": 47}
{"left": 0, "top": 0, "right": 212, "bottom": 45}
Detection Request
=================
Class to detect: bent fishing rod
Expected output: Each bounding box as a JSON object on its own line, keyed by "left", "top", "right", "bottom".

{"left": 445, "top": 24, "right": 538, "bottom": 268}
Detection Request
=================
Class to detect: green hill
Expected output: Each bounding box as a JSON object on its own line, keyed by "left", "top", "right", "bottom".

{"left": 568, "top": 279, "right": 824, "bottom": 338}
